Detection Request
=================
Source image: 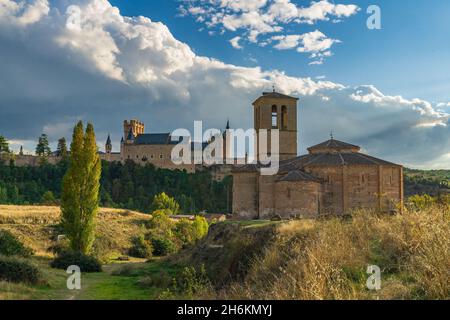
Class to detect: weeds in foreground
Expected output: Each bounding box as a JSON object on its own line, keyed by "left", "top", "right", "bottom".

{"left": 220, "top": 205, "right": 449, "bottom": 300}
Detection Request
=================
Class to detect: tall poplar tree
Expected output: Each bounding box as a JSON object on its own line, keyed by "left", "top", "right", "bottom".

{"left": 61, "top": 122, "right": 101, "bottom": 254}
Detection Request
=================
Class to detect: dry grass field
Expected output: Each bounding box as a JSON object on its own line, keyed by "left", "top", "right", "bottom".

{"left": 0, "top": 205, "right": 152, "bottom": 257}
{"left": 219, "top": 206, "right": 450, "bottom": 300}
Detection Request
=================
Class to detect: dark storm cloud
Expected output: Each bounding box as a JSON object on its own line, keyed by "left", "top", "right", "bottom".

{"left": 0, "top": 0, "right": 449, "bottom": 168}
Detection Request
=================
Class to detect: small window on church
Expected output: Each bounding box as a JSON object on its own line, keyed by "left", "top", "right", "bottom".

{"left": 160, "top": 154, "right": 163, "bottom": 159}
{"left": 256, "top": 108, "right": 260, "bottom": 129}
{"left": 272, "top": 105, "right": 278, "bottom": 128}
{"left": 281, "top": 106, "right": 287, "bottom": 130}
{"left": 360, "top": 174, "right": 366, "bottom": 185}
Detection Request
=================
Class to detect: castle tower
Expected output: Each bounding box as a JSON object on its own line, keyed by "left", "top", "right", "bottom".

{"left": 223, "top": 119, "right": 233, "bottom": 162}
{"left": 252, "top": 90, "right": 299, "bottom": 161}
{"left": 105, "top": 134, "right": 112, "bottom": 154}
{"left": 123, "top": 119, "right": 145, "bottom": 144}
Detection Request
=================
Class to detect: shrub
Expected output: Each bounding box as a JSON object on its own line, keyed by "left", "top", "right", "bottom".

{"left": 51, "top": 251, "right": 102, "bottom": 272}
{"left": 160, "top": 265, "right": 212, "bottom": 299}
{"left": 146, "top": 210, "right": 174, "bottom": 238}
{"left": 174, "top": 216, "right": 209, "bottom": 247}
{"left": 0, "top": 230, "right": 32, "bottom": 257}
{"left": 191, "top": 216, "right": 209, "bottom": 242}
{"left": 177, "top": 265, "right": 211, "bottom": 298}
{"left": 151, "top": 192, "right": 180, "bottom": 214}
{"left": 92, "top": 235, "right": 116, "bottom": 263}
{"left": 0, "top": 255, "right": 41, "bottom": 284}
{"left": 41, "top": 191, "right": 57, "bottom": 205}
{"left": 407, "top": 194, "right": 435, "bottom": 211}
{"left": 151, "top": 236, "right": 177, "bottom": 256}
{"left": 174, "top": 218, "right": 194, "bottom": 246}
{"left": 129, "top": 235, "right": 153, "bottom": 259}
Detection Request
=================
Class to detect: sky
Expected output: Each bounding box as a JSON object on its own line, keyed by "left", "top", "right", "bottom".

{"left": 0, "top": 0, "right": 449, "bottom": 169}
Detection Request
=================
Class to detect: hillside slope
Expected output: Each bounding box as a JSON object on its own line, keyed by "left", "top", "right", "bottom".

{"left": 1, "top": 205, "right": 449, "bottom": 300}
{"left": 0, "top": 205, "right": 152, "bottom": 258}
{"left": 175, "top": 207, "right": 450, "bottom": 300}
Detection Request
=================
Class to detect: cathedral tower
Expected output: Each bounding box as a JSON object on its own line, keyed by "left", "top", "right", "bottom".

{"left": 252, "top": 90, "right": 298, "bottom": 161}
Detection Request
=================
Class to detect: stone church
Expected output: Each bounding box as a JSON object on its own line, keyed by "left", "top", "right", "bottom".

{"left": 232, "top": 91, "right": 404, "bottom": 219}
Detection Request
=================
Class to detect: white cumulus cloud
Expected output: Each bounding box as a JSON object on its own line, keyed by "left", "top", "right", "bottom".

{"left": 229, "top": 36, "right": 243, "bottom": 49}
{"left": 271, "top": 30, "right": 340, "bottom": 64}
{"left": 179, "top": 0, "right": 359, "bottom": 63}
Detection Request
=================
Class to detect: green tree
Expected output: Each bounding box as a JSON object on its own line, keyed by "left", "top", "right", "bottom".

{"left": 35, "top": 134, "right": 51, "bottom": 157}
{"left": 151, "top": 192, "right": 180, "bottom": 214}
{"left": 41, "top": 191, "right": 57, "bottom": 205}
{"left": 191, "top": 216, "right": 209, "bottom": 241}
{"left": 0, "top": 186, "right": 8, "bottom": 204}
{"left": 0, "top": 136, "right": 10, "bottom": 154}
{"left": 61, "top": 122, "right": 102, "bottom": 254}
{"left": 174, "top": 218, "right": 194, "bottom": 245}
{"left": 56, "top": 137, "right": 68, "bottom": 158}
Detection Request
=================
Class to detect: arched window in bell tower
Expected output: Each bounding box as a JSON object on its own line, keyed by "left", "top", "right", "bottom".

{"left": 271, "top": 105, "right": 278, "bottom": 128}
{"left": 281, "top": 106, "right": 287, "bottom": 130}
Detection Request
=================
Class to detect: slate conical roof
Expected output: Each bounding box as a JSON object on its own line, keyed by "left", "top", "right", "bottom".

{"left": 232, "top": 138, "right": 401, "bottom": 175}
{"left": 277, "top": 170, "right": 322, "bottom": 183}
{"left": 307, "top": 139, "right": 360, "bottom": 152}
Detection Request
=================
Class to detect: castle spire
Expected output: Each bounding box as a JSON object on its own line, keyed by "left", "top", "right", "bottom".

{"left": 105, "top": 133, "right": 112, "bottom": 154}
{"left": 226, "top": 119, "right": 230, "bottom": 130}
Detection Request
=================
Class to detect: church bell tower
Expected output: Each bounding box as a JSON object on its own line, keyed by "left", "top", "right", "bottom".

{"left": 252, "top": 90, "right": 299, "bottom": 161}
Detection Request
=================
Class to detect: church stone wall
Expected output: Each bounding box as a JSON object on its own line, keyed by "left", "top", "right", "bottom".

{"left": 381, "top": 166, "right": 403, "bottom": 211}
{"left": 258, "top": 175, "right": 277, "bottom": 219}
{"left": 232, "top": 172, "right": 258, "bottom": 219}
{"left": 275, "top": 181, "right": 320, "bottom": 219}
{"left": 305, "top": 164, "right": 403, "bottom": 215}
{"left": 346, "top": 165, "right": 379, "bottom": 210}
{"left": 305, "top": 166, "right": 344, "bottom": 215}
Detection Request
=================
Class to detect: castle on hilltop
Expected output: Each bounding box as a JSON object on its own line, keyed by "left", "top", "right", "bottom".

{"left": 4, "top": 117, "right": 239, "bottom": 178}
{"left": 99, "top": 119, "right": 196, "bottom": 172}
{"left": 99, "top": 119, "right": 239, "bottom": 175}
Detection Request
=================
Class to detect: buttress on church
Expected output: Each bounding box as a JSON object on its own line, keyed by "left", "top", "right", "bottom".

{"left": 100, "top": 91, "right": 404, "bottom": 219}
